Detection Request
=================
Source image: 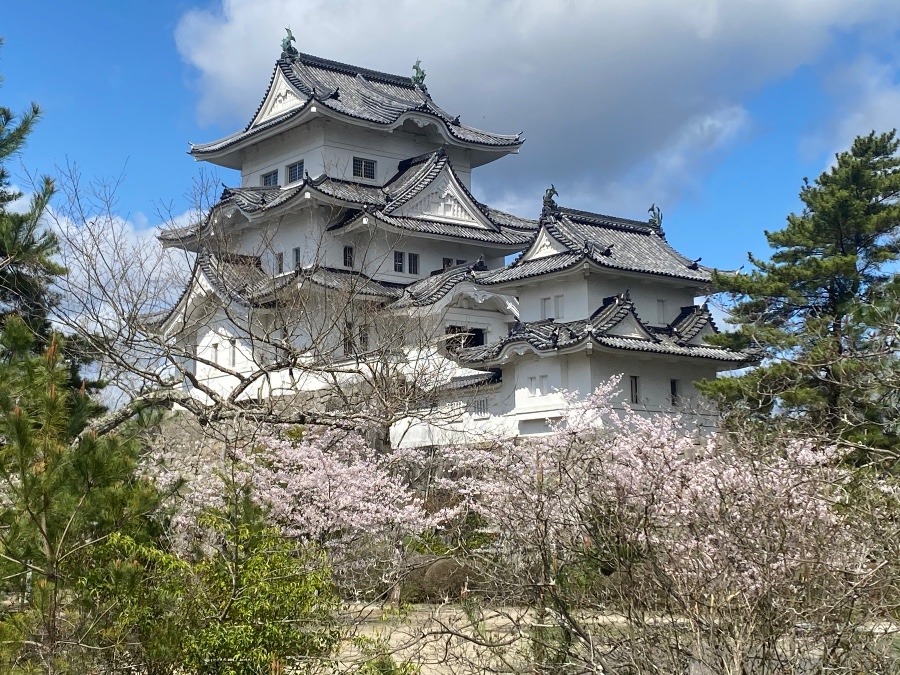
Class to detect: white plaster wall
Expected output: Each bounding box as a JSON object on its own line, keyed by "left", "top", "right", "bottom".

{"left": 318, "top": 121, "right": 472, "bottom": 186}
{"left": 588, "top": 351, "right": 721, "bottom": 410}
{"left": 584, "top": 273, "right": 702, "bottom": 326}
{"left": 626, "top": 282, "right": 702, "bottom": 325}
{"left": 194, "top": 311, "right": 256, "bottom": 397}
{"left": 355, "top": 231, "right": 512, "bottom": 284}
{"left": 242, "top": 121, "right": 326, "bottom": 187}
{"left": 516, "top": 275, "right": 589, "bottom": 322}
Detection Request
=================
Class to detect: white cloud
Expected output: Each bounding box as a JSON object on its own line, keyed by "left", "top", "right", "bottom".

{"left": 174, "top": 0, "right": 899, "bottom": 217}
{"left": 5, "top": 185, "right": 32, "bottom": 215}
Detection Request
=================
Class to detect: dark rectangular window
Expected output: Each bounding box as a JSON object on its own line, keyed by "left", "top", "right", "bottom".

{"left": 293, "top": 247, "right": 303, "bottom": 269}
{"left": 287, "top": 160, "right": 304, "bottom": 183}
{"left": 352, "top": 156, "right": 376, "bottom": 180}
{"left": 343, "top": 321, "right": 355, "bottom": 355}
{"left": 394, "top": 251, "right": 404, "bottom": 273}
{"left": 442, "top": 257, "right": 453, "bottom": 270}
{"left": 275, "top": 252, "right": 284, "bottom": 274}
{"left": 670, "top": 379, "right": 679, "bottom": 406}
{"left": 408, "top": 252, "right": 419, "bottom": 275}
{"left": 445, "top": 326, "right": 485, "bottom": 353}
{"left": 359, "top": 323, "right": 369, "bottom": 351}
{"left": 343, "top": 245, "right": 354, "bottom": 268}
{"left": 261, "top": 170, "right": 278, "bottom": 187}
{"left": 630, "top": 375, "right": 641, "bottom": 405}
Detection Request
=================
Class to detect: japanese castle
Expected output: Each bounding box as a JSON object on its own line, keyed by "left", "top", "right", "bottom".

{"left": 156, "top": 37, "right": 748, "bottom": 444}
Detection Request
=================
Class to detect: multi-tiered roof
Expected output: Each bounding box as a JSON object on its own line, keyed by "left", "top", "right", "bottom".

{"left": 190, "top": 52, "right": 523, "bottom": 168}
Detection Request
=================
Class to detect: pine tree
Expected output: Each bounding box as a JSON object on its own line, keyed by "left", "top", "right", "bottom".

{"left": 0, "top": 38, "right": 64, "bottom": 341}
{"left": 700, "top": 130, "right": 900, "bottom": 458}
{"left": 0, "top": 320, "right": 161, "bottom": 672}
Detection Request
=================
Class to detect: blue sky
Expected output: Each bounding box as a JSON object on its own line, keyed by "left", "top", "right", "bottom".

{"left": 3, "top": 1, "right": 899, "bottom": 271}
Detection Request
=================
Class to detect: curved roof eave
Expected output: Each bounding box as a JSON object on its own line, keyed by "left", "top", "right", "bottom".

{"left": 190, "top": 101, "right": 523, "bottom": 168}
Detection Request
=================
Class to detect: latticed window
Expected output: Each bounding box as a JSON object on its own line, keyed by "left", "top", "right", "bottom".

{"left": 472, "top": 397, "right": 489, "bottom": 418}
{"left": 343, "top": 245, "right": 354, "bottom": 268}
{"left": 630, "top": 375, "right": 641, "bottom": 404}
{"left": 287, "top": 160, "right": 304, "bottom": 183}
{"left": 352, "top": 156, "right": 376, "bottom": 180}
{"left": 261, "top": 170, "right": 278, "bottom": 187}
{"left": 408, "top": 252, "right": 419, "bottom": 275}
{"left": 394, "top": 251, "right": 404, "bottom": 273}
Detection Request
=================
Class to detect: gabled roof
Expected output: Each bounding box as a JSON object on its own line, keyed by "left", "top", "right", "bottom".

{"left": 392, "top": 261, "right": 493, "bottom": 309}
{"left": 160, "top": 150, "right": 538, "bottom": 251}
{"left": 190, "top": 53, "right": 523, "bottom": 163}
{"left": 329, "top": 150, "right": 537, "bottom": 246}
{"left": 478, "top": 205, "right": 713, "bottom": 285}
{"left": 183, "top": 250, "right": 402, "bottom": 310}
{"left": 669, "top": 303, "right": 719, "bottom": 342}
{"left": 457, "top": 293, "right": 749, "bottom": 366}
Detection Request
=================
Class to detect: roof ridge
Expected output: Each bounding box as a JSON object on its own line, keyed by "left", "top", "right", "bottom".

{"left": 292, "top": 52, "right": 415, "bottom": 88}
{"left": 557, "top": 206, "right": 655, "bottom": 232}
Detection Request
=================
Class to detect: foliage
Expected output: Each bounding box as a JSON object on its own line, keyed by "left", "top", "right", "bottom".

{"left": 0, "top": 322, "right": 161, "bottom": 672}
{"left": 416, "top": 381, "right": 897, "bottom": 673}
{"left": 0, "top": 39, "right": 63, "bottom": 340}
{"left": 699, "top": 130, "right": 900, "bottom": 458}
{"left": 90, "top": 513, "right": 343, "bottom": 675}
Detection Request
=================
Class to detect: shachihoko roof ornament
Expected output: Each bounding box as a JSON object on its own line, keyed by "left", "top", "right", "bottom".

{"left": 412, "top": 59, "right": 426, "bottom": 86}
{"left": 648, "top": 203, "right": 664, "bottom": 236}
{"left": 281, "top": 27, "right": 298, "bottom": 60}
{"left": 542, "top": 184, "right": 559, "bottom": 217}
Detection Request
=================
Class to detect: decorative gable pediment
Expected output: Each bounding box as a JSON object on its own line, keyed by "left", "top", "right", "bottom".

{"left": 394, "top": 171, "right": 494, "bottom": 229}
{"left": 252, "top": 69, "right": 307, "bottom": 127}
{"left": 603, "top": 312, "right": 654, "bottom": 340}
{"left": 521, "top": 227, "right": 569, "bottom": 261}
{"left": 683, "top": 322, "right": 716, "bottom": 345}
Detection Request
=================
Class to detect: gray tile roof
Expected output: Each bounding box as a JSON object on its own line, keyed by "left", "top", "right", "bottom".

{"left": 457, "top": 293, "right": 749, "bottom": 365}
{"left": 159, "top": 151, "right": 537, "bottom": 249}
{"left": 191, "top": 54, "right": 522, "bottom": 156}
{"left": 392, "top": 262, "right": 493, "bottom": 308}
{"left": 477, "top": 205, "right": 713, "bottom": 285}
{"left": 195, "top": 250, "right": 401, "bottom": 308}
{"left": 669, "top": 303, "right": 717, "bottom": 341}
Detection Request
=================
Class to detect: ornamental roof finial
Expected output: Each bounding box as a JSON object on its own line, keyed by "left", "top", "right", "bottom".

{"left": 542, "top": 184, "right": 559, "bottom": 216}
{"left": 281, "top": 27, "right": 299, "bottom": 59}
{"left": 648, "top": 203, "right": 663, "bottom": 229}
{"left": 411, "top": 59, "right": 426, "bottom": 86}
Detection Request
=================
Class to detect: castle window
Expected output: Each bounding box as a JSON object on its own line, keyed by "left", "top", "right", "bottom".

{"left": 472, "top": 397, "right": 489, "bottom": 418}
{"left": 229, "top": 338, "right": 237, "bottom": 367}
{"left": 445, "top": 326, "right": 485, "bottom": 353}
{"left": 343, "top": 321, "right": 355, "bottom": 355}
{"left": 275, "top": 252, "right": 284, "bottom": 274}
{"left": 657, "top": 299, "right": 668, "bottom": 324}
{"left": 554, "top": 294, "right": 565, "bottom": 320}
{"left": 343, "top": 245, "right": 355, "bottom": 269}
{"left": 670, "top": 379, "right": 679, "bottom": 406}
{"left": 443, "top": 257, "right": 453, "bottom": 270}
{"left": 352, "top": 156, "right": 376, "bottom": 180}
{"left": 394, "top": 251, "right": 405, "bottom": 273}
{"left": 261, "top": 170, "right": 278, "bottom": 187}
{"left": 528, "top": 375, "right": 548, "bottom": 396}
{"left": 359, "top": 322, "right": 370, "bottom": 351}
{"left": 287, "top": 160, "right": 304, "bottom": 184}
{"left": 540, "top": 297, "right": 552, "bottom": 320}
{"left": 293, "top": 247, "right": 303, "bottom": 269}
{"left": 210, "top": 343, "right": 219, "bottom": 365}
{"left": 630, "top": 375, "right": 641, "bottom": 404}
{"left": 408, "top": 252, "right": 420, "bottom": 275}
